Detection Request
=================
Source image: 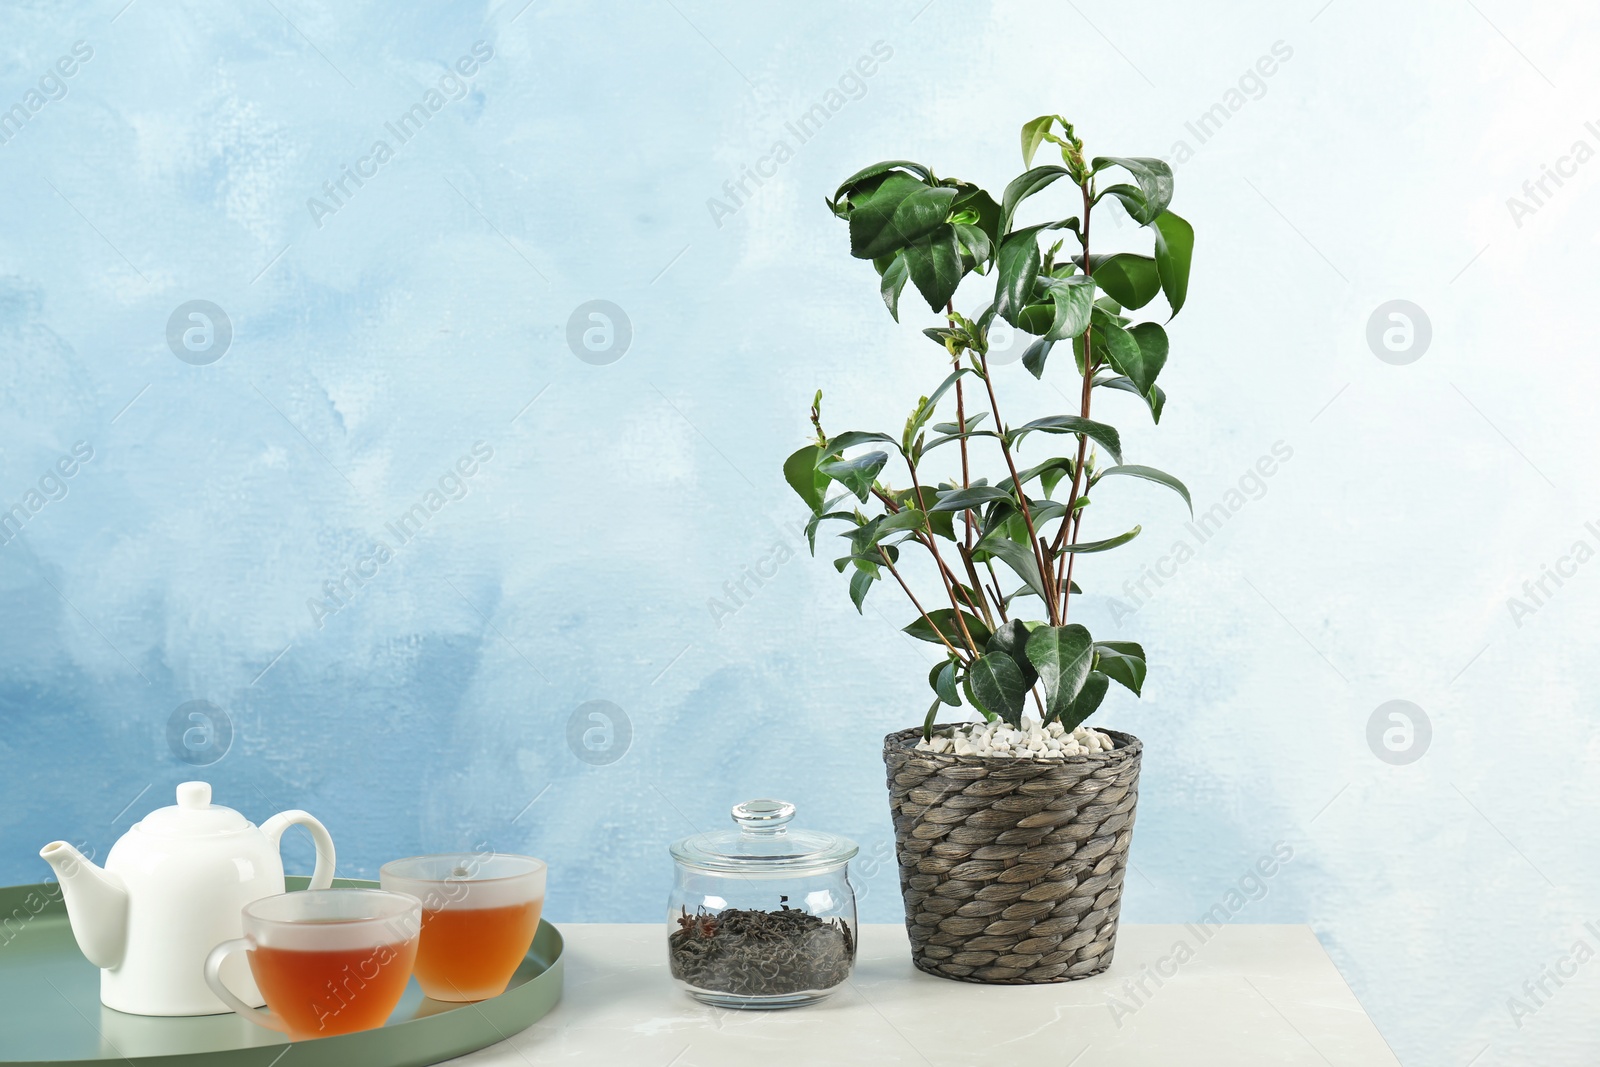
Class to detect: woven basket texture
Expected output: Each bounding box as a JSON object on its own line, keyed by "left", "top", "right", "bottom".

{"left": 881, "top": 724, "right": 1142, "bottom": 984}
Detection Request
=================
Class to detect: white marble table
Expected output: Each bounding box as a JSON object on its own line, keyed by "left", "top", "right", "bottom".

{"left": 453, "top": 923, "right": 1398, "bottom": 1066}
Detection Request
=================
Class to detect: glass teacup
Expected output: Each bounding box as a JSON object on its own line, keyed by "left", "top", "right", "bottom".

{"left": 380, "top": 852, "right": 546, "bottom": 1002}
{"left": 203, "top": 889, "right": 421, "bottom": 1039}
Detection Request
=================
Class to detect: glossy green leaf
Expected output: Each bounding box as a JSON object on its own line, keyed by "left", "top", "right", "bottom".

{"left": 966, "top": 652, "right": 1029, "bottom": 727}
{"left": 1038, "top": 275, "right": 1096, "bottom": 341}
{"left": 1098, "top": 183, "right": 1151, "bottom": 226}
{"left": 1021, "top": 336, "right": 1053, "bottom": 379}
{"left": 1006, "top": 415, "right": 1122, "bottom": 464}
{"left": 931, "top": 485, "right": 1014, "bottom": 513}
{"left": 1021, "top": 116, "right": 1055, "bottom": 168}
{"left": 1086, "top": 254, "right": 1160, "bottom": 310}
{"left": 951, "top": 186, "right": 1002, "bottom": 247}
{"left": 833, "top": 160, "right": 933, "bottom": 201}
{"left": 1060, "top": 671, "right": 1109, "bottom": 731}
{"left": 932, "top": 412, "right": 987, "bottom": 435}
{"left": 1095, "top": 641, "right": 1146, "bottom": 696}
{"left": 1151, "top": 211, "right": 1193, "bottom": 317}
{"left": 904, "top": 608, "right": 992, "bottom": 654}
{"left": 994, "top": 231, "right": 1042, "bottom": 326}
{"left": 818, "top": 451, "right": 887, "bottom": 502}
{"left": 1025, "top": 624, "right": 1095, "bottom": 724}
{"left": 1126, "top": 322, "right": 1169, "bottom": 395}
{"left": 879, "top": 252, "right": 910, "bottom": 321}
{"left": 904, "top": 227, "right": 964, "bottom": 311}
{"left": 820, "top": 430, "right": 898, "bottom": 459}
{"left": 986, "top": 618, "right": 1039, "bottom": 689}
{"left": 1000, "top": 166, "right": 1071, "bottom": 232}
{"left": 847, "top": 173, "right": 925, "bottom": 259}
{"left": 929, "top": 658, "right": 962, "bottom": 706}
{"left": 859, "top": 183, "right": 959, "bottom": 260}
{"left": 1060, "top": 525, "right": 1141, "bottom": 553}
{"left": 1095, "top": 375, "right": 1166, "bottom": 424}
{"left": 878, "top": 507, "right": 928, "bottom": 533}
{"left": 783, "top": 445, "right": 830, "bottom": 512}
{"left": 975, "top": 533, "right": 1052, "bottom": 604}
{"left": 1095, "top": 314, "right": 1143, "bottom": 387}
{"left": 1096, "top": 464, "right": 1191, "bottom": 517}
{"left": 1093, "top": 157, "right": 1173, "bottom": 222}
{"left": 849, "top": 567, "right": 874, "bottom": 612}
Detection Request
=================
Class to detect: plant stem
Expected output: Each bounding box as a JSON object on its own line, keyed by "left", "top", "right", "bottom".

{"left": 878, "top": 546, "right": 968, "bottom": 664}
{"left": 1054, "top": 179, "right": 1098, "bottom": 620}
{"left": 976, "top": 349, "right": 1061, "bottom": 626}
{"left": 906, "top": 454, "right": 981, "bottom": 655}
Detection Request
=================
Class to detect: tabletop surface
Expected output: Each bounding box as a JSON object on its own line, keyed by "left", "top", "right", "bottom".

{"left": 448, "top": 922, "right": 1398, "bottom": 1067}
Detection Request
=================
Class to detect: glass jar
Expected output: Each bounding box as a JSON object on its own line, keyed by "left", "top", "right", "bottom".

{"left": 667, "top": 799, "right": 859, "bottom": 1009}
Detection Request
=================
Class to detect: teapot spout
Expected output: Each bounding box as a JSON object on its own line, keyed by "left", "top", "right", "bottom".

{"left": 40, "top": 841, "right": 127, "bottom": 969}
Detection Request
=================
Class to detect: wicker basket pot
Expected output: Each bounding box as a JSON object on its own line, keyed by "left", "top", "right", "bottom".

{"left": 881, "top": 724, "right": 1142, "bottom": 983}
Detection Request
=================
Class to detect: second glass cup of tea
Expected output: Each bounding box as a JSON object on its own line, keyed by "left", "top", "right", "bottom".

{"left": 380, "top": 852, "right": 546, "bottom": 1002}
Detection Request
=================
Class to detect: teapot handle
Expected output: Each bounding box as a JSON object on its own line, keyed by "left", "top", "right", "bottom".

{"left": 260, "top": 811, "right": 336, "bottom": 890}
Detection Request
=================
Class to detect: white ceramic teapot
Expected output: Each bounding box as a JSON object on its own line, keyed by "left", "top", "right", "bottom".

{"left": 39, "top": 781, "right": 335, "bottom": 1017}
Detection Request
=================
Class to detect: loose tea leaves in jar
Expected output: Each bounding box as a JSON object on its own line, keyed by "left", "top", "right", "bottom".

{"left": 669, "top": 901, "right": 854, "bottom": 997}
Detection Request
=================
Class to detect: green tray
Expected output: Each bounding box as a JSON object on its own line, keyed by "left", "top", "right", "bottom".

{"left": 0, "top": 877, "right": 563, "bottom": 1066}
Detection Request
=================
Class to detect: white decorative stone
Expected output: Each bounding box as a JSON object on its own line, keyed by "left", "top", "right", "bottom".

{"left": 915, "top": 717, "right": 1116, "bottom": 758}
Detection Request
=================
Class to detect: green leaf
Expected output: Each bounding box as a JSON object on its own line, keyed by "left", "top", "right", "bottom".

{"left": 1096, "top": 464, "right": 1191, "bottom": 517}
{"left": 1092, "top": 157, "right": 1173, "bottom": 223}
{"left": 904, "top": 609, "right": 992, "bottom": 654}
{"left": 1087, "top": 254, "right": 1160, "bottom": 311}
{"left": 1021, "top": 336, "right": 1053, "bottom": 379}
{"left": 932, "top": 412, "right": 987, "bottom": 435}
{"left": 993, "top": 230, "right": 1042, "bottom": 326}
{"left": 1095, "top": 641, "right": 1146, "bottom": 696}
{"left": 783, "top": 445, "right": 830, "bottom": 512}
{"left": 1038, "top": 275, "right": 1096, "bottom": 341}
{"left": 1006, "top": 415, "right": 1122, "bottom": 464}
{"left": 1061, "top": 525, "right": 1141, "bottom": 553}
{"left": 906, "top": 367, "right": 972, "bottom": 444}
{"left": 848, "top": 567, "right": 874, "bottom": 613}
{"left": 953, "top": 223, "right": 992, "bottom": 269}
{"left": 847, "top": 172, "right": 925, "bottom": 258}
{"left": 820, "top": 430, "right": 898, "bottom": 458}
{"left": 878, "top": 507, "right": 927, "bottom": 533}
{"left": 929, "top": 659, "right": 962, "bottom": 706}
{"left": 879, "top": 252, "right": 910, "bottom": 321}
{"left": 986, "top": 618, "right": 1039, "bottom": 689}
{"left": 818, "top": 451, "right": 887, "bottom": 502}
{"left": 833, "top": 160, "right": 933, "bottom": 201}
{"left": 1125, "top": 322, "right": 1169, "bottom": 395}
{"left": 904, "top": 227, "right": 964, "bottom": 311}
{"left": 966, "top": 652, "right": 1029, "bottom": 728}
{"left": 1098, "top": 183, "right": 1150, "bottom": 226}
{"left": 1021, "top": 116, "right": 1056, "bottom": 168}
{"left": 1150, "top": 210, "right": 1194, "bottom": 317}
{"left": 1002, "top": 456, "right": 1076, "bottom": 496}
{"left": 1094, "top": 314, "right": 1143, "bottom": 388}
{"left": 859, "top": 183, "right": 959, "bottom": 260}
{"left": 1095, "top": 375, "right": 1166, "bottom": 424}
{"left": 951, "top": 185, "right": 1002, "bottom": 250}
{"left": 975, "top": 533, "right": 1051, "bottom": 604}
{"left": 1025, "top": 624, "right": 1095, "bottom": 724}
{"left": 1060, "top": 671, "right": 1109, "bottom": 731}
{"left": 1000, "top": 166, "right": 1071, "bottom": 232}
{"left": 930, "top": 485, "right": 1014, "bottom": 513}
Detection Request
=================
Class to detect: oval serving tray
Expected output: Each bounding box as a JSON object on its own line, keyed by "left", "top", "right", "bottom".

{"left": 0, "top": 877, "right": 563, "bottom": 1067}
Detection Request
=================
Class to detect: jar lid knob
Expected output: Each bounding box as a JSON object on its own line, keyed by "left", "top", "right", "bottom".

{"left": 731, "top": 799, "right": 795, "bottom": 835}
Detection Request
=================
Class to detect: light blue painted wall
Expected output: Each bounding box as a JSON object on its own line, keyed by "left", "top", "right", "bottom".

{"left": 2, "top": 1, "right": 1597, "bottom": 1062}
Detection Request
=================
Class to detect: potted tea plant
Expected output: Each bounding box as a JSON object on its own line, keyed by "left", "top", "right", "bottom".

{"left": 785, "top": 116, "right": 1194, "bottom": 983}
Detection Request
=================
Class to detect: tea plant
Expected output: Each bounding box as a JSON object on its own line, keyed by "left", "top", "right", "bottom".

{"left": 786, "top": 116, "right": 1195, "bottom": 739}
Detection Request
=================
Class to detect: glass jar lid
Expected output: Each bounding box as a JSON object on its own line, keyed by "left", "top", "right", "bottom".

{"left": 670, "top": 799, "right": 858, "bottom": 876}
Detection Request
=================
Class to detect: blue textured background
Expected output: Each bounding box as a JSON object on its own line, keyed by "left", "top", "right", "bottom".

{"left": 3, "top": 2, "right": 1598, "bottom": 1063}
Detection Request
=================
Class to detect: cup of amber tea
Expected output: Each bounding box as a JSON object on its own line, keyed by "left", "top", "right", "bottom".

{"left": 380, "top": 852, "right": 546, "bottom": 1002}
{"left": 203, "top": 889, "right": 421, "bottom": 1039}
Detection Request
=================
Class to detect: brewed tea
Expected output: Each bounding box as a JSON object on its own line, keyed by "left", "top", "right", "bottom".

{"left": 415, "top": 899, "right": 541, "bottom": 1001}
{"left": 249, "top": 938, "right": 417, "bottom": 1037}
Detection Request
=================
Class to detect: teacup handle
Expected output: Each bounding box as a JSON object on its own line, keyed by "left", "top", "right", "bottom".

{"left": 261, "top": 811, "right": 336, "bottom": 890}
{"left": 204, "top": 939, "right": 285, "bottom": 1032}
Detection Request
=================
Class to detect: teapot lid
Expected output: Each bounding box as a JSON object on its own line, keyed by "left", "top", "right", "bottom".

{"left": 136, "top": 782, "right": 252, "bottom": 837}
